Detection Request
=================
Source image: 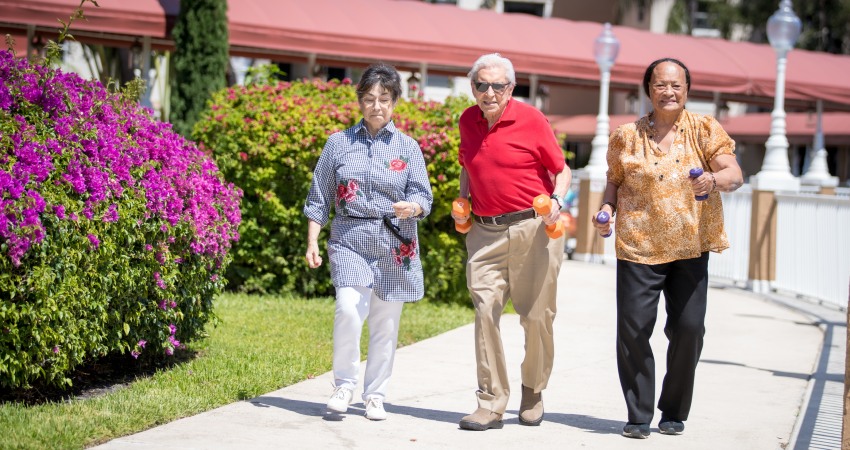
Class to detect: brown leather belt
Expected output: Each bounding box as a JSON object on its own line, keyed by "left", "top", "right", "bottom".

{"left": 474, "top": 208, "right": 538, "bottom": 226}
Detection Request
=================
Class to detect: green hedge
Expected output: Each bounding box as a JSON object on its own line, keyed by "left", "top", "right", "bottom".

{"left": 0, "top": 50, "right": 242, "bottom": 388}
{"left": 194, "top": 78, "right": 473, "bottom": 304}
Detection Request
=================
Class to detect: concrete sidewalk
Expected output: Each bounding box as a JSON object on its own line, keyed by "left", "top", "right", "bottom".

{"left": 95, "top": 260, "right": 830, "bottom": 450}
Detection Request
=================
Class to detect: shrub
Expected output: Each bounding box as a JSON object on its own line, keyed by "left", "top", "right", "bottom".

{"left": 0, "top": 50, "right": 242, "bottom": 388}
{"left": 194, "top": 79, "right": 473, "bottom": 304}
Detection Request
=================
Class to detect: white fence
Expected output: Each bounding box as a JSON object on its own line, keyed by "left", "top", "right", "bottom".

{"left": 597, "top": 185, "right": 850, "bottom": 309}
{"left": 773, "top": 191, "right": 850, "bottom": 308}
{"left": 708, "top": 186, "right": 752, "bottom": 286}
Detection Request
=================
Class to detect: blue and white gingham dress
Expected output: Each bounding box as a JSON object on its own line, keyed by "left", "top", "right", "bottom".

{"left": 304, "top": 120, "right": 433, "bottom": 302}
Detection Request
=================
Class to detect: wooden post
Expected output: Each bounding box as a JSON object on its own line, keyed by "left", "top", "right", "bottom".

{"left": 574, "top": 177, "right": 605, "bottom": 261}
{"left": 748, "top": 189, "right": 777, "bottom": 293}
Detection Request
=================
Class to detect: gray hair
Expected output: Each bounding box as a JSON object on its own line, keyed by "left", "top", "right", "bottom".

{"left": 467, "top": 53, "right": 516, "bottom": 84}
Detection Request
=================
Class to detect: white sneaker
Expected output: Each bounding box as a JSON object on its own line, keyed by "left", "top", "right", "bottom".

{"left": 327, "top": 386, "right": 353, "bottom": 413}
{"left": 365, "top": 396, "right": 387, "bottom": 421}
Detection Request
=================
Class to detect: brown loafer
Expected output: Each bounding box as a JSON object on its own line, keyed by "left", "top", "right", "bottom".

{"left": 518, "top": 385, "right": 544, "bottom": 426}
{"left": 459, "top": 407, "right": 504, "bottom": 431}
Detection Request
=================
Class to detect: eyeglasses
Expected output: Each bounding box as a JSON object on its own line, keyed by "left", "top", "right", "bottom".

{"left": 474, "top": 81, "right": 511, "bottom": 94}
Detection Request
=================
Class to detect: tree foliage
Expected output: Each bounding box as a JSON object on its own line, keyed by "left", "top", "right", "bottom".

{"left": 663, "top": 0, "right": 850, "bottom": 55}
{"left": 169, "top": 0, "right": 229, "bottom": 137}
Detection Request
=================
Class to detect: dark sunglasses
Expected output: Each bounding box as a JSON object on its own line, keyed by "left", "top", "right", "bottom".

{"left": 474, "top": 81, "right": 511, "bottom": 94}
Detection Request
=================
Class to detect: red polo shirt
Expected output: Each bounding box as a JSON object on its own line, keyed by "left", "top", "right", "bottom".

{"left": 458, "top": 99, "right": 565, "bottom": 217}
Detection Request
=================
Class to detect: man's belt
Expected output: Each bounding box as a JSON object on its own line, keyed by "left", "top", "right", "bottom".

{"left": 474, "top": 208, "right": 538, "bottom": 226}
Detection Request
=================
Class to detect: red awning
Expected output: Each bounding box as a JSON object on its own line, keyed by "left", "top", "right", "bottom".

{"left": 0, "top": 0, "right": 176, "bottom": 39}
{"left": 3, "top": 0, "right": 850, "bottom": 109}
{"left": 549, "top": 112, "right": 850, "bottom": 146}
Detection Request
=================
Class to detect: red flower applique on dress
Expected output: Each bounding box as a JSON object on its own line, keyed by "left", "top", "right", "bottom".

{"left": 336, "top": 179, "right": 363, "bottom": 214}
{"left": 385, "top": 157, "right": 409, "bottom": 172}
{"left": 392, "top": 238, "right": 417, "bottom": 270}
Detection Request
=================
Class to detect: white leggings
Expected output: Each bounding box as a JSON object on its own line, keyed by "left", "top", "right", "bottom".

{"left": 333, "top": 286, "right": 404, "bottom": 401}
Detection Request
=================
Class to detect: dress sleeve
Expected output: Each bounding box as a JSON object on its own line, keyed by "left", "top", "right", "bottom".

{"left": 404, "top": 137, "right": 434, "bottom": 218}
{"left": 303, "top": 135, "right": 338, "bottom": 226}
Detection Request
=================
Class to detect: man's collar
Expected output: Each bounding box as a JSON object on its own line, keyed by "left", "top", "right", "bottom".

{"left": 476, "top": 99, "right": 517, "bottom": 126}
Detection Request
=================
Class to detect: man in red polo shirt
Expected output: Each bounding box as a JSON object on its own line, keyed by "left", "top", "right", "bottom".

{"left": 452, "top": 53, "right": 571, "bottom": 431}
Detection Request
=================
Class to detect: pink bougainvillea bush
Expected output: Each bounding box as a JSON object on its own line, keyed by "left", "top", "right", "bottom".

{"left": 0, "top": 50, "right": 242, "bottom": 388}
{"left": 194, "top": 78, "right": 472, "bottom": 303}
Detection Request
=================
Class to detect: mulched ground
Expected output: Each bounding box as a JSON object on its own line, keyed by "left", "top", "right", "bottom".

{"left": 0, "top": 349, "right": 196, "bottom": 406}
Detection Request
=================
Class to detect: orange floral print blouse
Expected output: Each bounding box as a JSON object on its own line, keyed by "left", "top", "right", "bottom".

{"left": 606, "top": 109, "right": 735, "bottom": 265}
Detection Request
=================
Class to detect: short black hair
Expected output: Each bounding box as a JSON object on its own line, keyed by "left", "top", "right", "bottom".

{"left": 642, "top": 58, "right": 691, "bottom": 97}
{"left": 356, "top": 63, "right": 402, "bottom": 102}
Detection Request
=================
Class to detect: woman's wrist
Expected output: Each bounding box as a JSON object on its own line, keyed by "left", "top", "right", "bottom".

{"left": 601, "top": 201, "right": 617, "bottom": 214}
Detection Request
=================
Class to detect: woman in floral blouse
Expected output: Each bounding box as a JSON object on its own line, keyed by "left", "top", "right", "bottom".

{"left": 592, "top": 58, "right": 743, "bottom": 439}
{"left": 303, "top": 63, "right": 433, "bottom": 421}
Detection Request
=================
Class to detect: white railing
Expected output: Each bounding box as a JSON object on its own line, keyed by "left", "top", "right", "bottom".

{"left": 708, "top": 186, "right": 752, "bottom": 286}
{"left": 774, "top": 192, "right": 850, "bottom": 309}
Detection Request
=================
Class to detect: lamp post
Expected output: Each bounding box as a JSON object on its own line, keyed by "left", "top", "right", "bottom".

{"left": 574, "top": 23, "right": 619, "bottom": 262}
{"left": 747, "top": 0, "right": 802, "bottom": 294}
{"left": 584, "top": 22, "right": 620, "bottom": 177}
{"left": 801, "top": 99, "right": 839, "bottom": 193}
{"left": 752, "top": 0, "right": 801, "bottom": 191}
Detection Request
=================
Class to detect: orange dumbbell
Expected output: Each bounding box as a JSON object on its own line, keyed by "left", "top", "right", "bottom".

{"left": 532, "top": 194, "right": 565, "bottom": 239}
{"left": 452, "top": 198, "right": 472, "bottom": 234}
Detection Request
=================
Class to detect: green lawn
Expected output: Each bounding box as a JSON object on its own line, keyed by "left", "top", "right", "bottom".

{"left": 0, "top": 293, "right": 474, "bottom": 450}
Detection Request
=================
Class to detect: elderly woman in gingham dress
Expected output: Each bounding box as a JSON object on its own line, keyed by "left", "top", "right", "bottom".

{"left": 304, "top": 63, "right": 433, "bottom": 421}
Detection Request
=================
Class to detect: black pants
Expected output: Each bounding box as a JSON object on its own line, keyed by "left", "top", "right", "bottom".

{"left": 616, "top": 252, "right": 709, "bottom": 424}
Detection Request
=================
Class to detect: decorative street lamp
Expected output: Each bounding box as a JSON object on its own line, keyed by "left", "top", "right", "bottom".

{"left": 753, "top": 0, "right": 801, "bottom": 190}
{"left": 584, "top": 22, "right": 620, "bottom": 177}
{"left": 574, "top": 22, "right": 619, "bottom": 262}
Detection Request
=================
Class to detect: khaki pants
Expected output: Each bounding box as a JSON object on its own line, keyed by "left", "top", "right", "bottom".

{"left": 466, "top": 217, "right": 564, "bottom": 414}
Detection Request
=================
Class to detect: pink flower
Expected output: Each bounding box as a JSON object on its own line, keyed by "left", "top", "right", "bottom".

{"left": 153, "top": 272, "right": 166, "bottom": 289}
{"left": 138, "top": 339, "right": 147, "bottom": 348}
{"left": 168, "top": 335, "right": 181, "bottom": 348}
{"left": 131, "top": 350, "right": 140, "bottom": 359}
{"left": 52, "top": 346, "right": 59, "bottom": 354}
{"left": 87, "top": 234, "right": 100, "bottom": 249}
{"left": 164, "top": 347, "right": 174, "bottom": 356}
{"left": 168, "top": 323, "right": 177, "bottom": 335}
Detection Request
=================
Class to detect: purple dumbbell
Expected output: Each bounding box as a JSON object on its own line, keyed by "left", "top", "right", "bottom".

{"left": 596, "top": 211, "right": 612, "bottom": 238}
{"left": 689, "top": 168, "right": 709, "bottom": 201}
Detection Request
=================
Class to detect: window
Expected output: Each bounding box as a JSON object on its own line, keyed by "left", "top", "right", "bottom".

{"left": 503, "top": 1, "right": 544, "bottom": 17}
{"left": 327, "top": 67, "right": 346, "bottom": 82}
{"left": 512, "top": 84, "right": 530, "bottom": 98}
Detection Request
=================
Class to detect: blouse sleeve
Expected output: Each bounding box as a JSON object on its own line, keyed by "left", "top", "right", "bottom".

{"left": 606, "top": 125, "right": 627, "bottom": 186}
{"left": 699, "top": 115, "right": 736, "bottom": 163}
{"left": 303, "top": 135, "right": 339, "bottom": 226}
